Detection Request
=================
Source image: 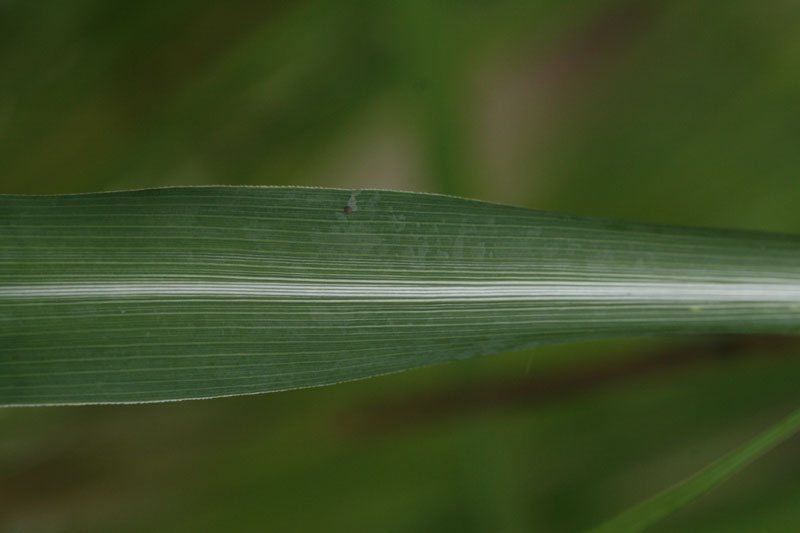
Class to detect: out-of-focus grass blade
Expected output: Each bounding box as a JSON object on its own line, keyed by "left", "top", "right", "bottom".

{"left": 591, "top": 405, "right": 800, "bottom": 533}
{"left": 2, "top": 186, "right": 800, "bottom": 406}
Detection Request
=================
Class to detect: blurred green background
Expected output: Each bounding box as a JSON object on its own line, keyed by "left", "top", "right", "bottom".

{"left": 2, "top": 1, "right": 800, "bottom": 531}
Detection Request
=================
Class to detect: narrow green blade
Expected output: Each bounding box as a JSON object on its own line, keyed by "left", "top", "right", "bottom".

{"left": 2, "top": 186, "right": 800, "bottom": 406}
{"left": 591, "top": 405, "right": 800, "bottom": 533}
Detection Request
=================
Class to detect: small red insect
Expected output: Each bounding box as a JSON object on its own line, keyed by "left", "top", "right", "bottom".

{"left": 343, "top": 206, "right": 353, "bottom": 214}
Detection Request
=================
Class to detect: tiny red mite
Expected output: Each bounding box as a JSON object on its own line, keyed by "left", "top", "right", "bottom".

{"left": 343, "top": 206, "right": 353, "bottom": 214}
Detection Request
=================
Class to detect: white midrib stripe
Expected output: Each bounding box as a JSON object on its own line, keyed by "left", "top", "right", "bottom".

{"left": 2, "top": 280, "right": 800, "bottom": 303}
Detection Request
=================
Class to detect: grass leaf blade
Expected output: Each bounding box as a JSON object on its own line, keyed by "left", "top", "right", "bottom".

{"left": 591, "top": 405, "right": 800, "bottom": 532}
{"left": 2, "top": 186, "right": 800, "bottom": 406}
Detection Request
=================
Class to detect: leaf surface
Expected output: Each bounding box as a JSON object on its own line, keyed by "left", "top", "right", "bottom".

{"left": 2, "top": 186, "right": 800, "bottom": 406}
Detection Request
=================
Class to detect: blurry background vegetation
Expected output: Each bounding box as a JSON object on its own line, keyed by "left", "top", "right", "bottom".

{"left": 2, "top": 1, "right": 800, "bottom": 531}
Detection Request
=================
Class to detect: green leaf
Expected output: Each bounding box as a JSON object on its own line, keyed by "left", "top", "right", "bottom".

{"left": 2, "top": 186, "right": 800, "bottom": 406}
{"left": 591, "top": 405, "right": 800, "bottom": 533}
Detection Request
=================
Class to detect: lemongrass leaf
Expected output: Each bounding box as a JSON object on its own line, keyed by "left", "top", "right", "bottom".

{"left": 2, "top": 186, "right": 800, "bottom": 406}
